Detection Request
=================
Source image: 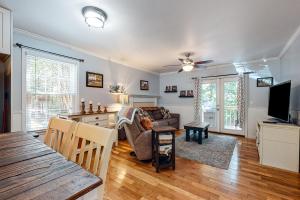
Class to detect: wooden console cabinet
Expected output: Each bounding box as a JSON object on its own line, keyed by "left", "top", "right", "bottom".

{"left": 59, "top": 111, "right": 118, "bottom": 146}
{"left": 256, "top": 122, "right": 300, "bottom": 172}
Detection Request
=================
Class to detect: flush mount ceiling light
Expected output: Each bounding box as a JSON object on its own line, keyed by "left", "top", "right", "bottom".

{"left": 82, "top": 6, "right": 107, "bottom": 28}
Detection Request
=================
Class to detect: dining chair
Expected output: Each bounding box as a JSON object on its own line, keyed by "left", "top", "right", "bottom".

{"left": 44, "top": 117, "right": 76, "bottom": 158}
{"left": 69, "top": 122, "right": 114, "bottom": 200}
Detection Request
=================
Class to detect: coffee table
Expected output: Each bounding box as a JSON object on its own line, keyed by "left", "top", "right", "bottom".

{"left": 184, "top": 122, "right": 210, "bottom": 144}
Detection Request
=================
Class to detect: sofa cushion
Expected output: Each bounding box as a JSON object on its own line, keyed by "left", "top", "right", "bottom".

{"left": 151, "top": 109, "right": 163, "bottom": 120}
{"left": 155, "top": 119, "right": 169, "bottom": 127}
{"left": 166, "top": 118, "right": 178, "bottom": 125}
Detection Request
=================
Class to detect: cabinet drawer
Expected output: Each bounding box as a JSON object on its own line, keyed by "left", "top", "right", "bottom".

{"left": 82, "top": 115, "right": 108, "bottom": 123}
{"left": 263, "top": 126, "right": 299, "bottom": 143}
{"left": 87, "top": 121, "right": 108, "bottom": 127}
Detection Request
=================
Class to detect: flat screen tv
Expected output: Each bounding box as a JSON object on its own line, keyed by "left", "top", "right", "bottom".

{"left": 268, "top": 81, "right": 291, "bottom": 122}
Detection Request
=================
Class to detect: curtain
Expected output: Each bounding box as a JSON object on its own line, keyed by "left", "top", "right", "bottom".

{"left": 193, "top": 77, "right": 202, "bottom": 122}
{"left": 237, "top": 74, "right": 248, "bottom": 129}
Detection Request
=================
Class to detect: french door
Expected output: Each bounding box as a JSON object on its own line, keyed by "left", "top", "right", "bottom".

{"left": 200, "top": 77, "right": 244, "bottom": 135}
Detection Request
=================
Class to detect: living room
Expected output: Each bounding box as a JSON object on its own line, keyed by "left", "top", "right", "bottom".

{"left": 0, "top": 0, "right": 300, "bottom": 200}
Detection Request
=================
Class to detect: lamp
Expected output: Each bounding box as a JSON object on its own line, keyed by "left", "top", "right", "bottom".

{"left": 82, "top": 6, "right": 107, "bottom": 28}
{"left": 119, "top": 94, "right": 129, "bottom": 105}
{"left": 182, "top": 64, "right": 194, "bottom": 72}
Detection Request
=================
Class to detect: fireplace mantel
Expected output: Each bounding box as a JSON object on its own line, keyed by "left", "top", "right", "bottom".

{"left": 128, "top": 94, "right": 160, "bottom": 107}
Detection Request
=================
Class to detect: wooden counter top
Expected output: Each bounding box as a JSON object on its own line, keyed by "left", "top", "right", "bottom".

{"left": 59, "top": 111, "right": 118, "bottom": 118}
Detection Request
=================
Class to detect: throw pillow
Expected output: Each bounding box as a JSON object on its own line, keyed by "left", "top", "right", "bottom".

{"left": 164, "top": 109, "right": 172, "bottom": 119}
{"left": 141, "top": 117, "right": 153, "bottom": 130}
{"left": 141, "top": 110, "right": 154, "bottom": 121}
{"left": 160, "top": 107, "right": 171, "bottom": 119}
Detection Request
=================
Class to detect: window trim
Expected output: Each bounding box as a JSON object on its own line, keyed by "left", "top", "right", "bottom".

{"left": 21, "top": 48, "right": 79, "bottom": 131}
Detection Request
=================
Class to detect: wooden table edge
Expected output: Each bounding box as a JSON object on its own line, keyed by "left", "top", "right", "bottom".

{"left": 67, "top": 178, "right": 103, "bottom": 200}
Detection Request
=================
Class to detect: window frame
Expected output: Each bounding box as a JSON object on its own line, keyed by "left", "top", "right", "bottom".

{"left": 21, "top": 49, "right": 79, "bottom": 131}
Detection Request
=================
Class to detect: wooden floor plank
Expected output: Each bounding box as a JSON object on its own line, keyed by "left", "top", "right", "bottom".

{"left": 103, "top": 132, "right": 300, "bottom": 200}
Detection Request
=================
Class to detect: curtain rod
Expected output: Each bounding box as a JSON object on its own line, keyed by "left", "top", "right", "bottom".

{"left": 15, "top": 43, "right": 84, "bottom": 63}
{"left": 192, "top": 71, "right": 255, "bottom": 80}
{"left": 201, "top": 73, "right": 239, "bottom": 78}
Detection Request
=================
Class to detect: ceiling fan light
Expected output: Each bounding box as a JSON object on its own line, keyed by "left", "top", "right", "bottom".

{"left": 82, "top": 6, "right": 107, "bottom": 28}
{"left": 183, "top": 64, "right": 194, "bottom": 72}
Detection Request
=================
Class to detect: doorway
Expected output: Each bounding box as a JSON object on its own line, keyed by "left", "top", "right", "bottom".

{"left": 200, "top": 76, "right": 244, "bottom": 135}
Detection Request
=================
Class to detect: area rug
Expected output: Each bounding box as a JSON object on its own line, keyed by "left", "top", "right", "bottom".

{"left": 175, "top": 133, "right": 236, "bottom": 169}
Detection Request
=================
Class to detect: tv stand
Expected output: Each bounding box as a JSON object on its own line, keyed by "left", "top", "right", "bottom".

{"left": 262, "top": 121, "right": 277, "bottom": 124}
{"left": 263, "top": 118, "right": 290, "bottom": 124}
{"left": 256, "top": 122, "right": 300, "bottom": 172}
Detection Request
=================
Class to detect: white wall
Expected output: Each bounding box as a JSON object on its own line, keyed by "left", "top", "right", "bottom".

{"left": 11, "top": 31, "right": 160, "bottom": 131}
{"left": 159, "top": 59, "right": 281, "bottom": 138}
{"left": 280, "top": 32, "right": 300, "bottom": 115}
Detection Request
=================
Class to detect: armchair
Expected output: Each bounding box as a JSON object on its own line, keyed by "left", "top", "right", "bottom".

{"left": 123, "top": 114, "right": 153, "bottom": 161}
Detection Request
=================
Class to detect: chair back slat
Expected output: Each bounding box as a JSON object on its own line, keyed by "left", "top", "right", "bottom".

{"left": 78, "top": 138, "right": 87, "bottom": 165}
{"left": 86, "top": 141, "right": 94, "bottom": 171}
{"left": 44, "top": 117, "right": 76, "bottom": 158}
{"left": 93, "top": 144, "right": 101, "bottom": 174}
{"left": 69, "top": 123, "right": 114, "bottom": 176}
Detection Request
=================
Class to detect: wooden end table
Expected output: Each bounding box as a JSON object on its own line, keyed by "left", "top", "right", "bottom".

{"left": 184, "top": 122, "right": 210, "bottom": 144}
{"left": 152, "top": 126, "right": 176, "bottom": 173}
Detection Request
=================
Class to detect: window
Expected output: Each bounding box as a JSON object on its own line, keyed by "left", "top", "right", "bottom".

{"left": 23, "top": 51, "right": 79, "bottom": 131}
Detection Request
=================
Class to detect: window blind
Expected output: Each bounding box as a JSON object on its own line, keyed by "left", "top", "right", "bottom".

{"left": 25, "top": 53, "right": 78, "bottom": 131}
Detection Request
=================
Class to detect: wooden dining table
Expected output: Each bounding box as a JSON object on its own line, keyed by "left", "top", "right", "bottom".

{"left": 0, "top": 132, "right": 102, "bottom": 200}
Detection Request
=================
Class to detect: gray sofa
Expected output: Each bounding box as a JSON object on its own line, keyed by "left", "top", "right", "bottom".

{"left": 123, "top": 107, "right": 180, "bottom": 161}
{"left": 141, "top": 107, "right": 180, "bottom": 129}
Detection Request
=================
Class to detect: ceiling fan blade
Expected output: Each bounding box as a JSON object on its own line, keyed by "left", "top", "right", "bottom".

{"left": 162, "top": 64, "right": 181, "bottom": 68}
{"left": 180, "top": 52, "right": 195, "bottom": 57}
{"left": 178, "top": 58, "right": 184, "bottom": 63}
{"left": 194, "top": 64, "right": 207, "bottom": 69}
{"left": 194, "top": 60, "right": 213, "bottom": 65}
{"left": 178, "top": 68, "right": 183, "bottom": 73}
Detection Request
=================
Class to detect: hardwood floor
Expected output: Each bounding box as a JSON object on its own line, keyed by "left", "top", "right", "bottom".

{"left": 104, "top": 132, "right": 300, "bottom": 200}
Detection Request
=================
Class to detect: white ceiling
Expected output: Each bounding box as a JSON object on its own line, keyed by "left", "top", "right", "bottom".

{"left": 1, "top": 0, "right": 300, "bottom": 73}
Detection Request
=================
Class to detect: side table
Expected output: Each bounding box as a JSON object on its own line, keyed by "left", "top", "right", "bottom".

{"left": 152, "top": 126, "right": 176, "bottom": 173}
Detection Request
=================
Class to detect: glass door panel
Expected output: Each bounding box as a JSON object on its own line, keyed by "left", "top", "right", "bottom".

{"left": 220, "top": 77, "right": 243, "bottom": 135}
{"left": 200, "top": 80, "right": 219, "bottom": 132}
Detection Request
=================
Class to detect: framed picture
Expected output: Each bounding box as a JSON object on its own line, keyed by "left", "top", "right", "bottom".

{"left": 140, "top": 80, "right": 149, "bottom": 90}
{"left": 172, "top": 85, "right": 177, "bottom": 92}
{"left": 257, "top": 77, "right": 273, "bottom": 87}
{"left": 187, "top": 90, "right": 194, "bottom": 97}
{"left": 180, "top": 90, "right": 186, "bottom": 96}
{"left": 86, "top": 72, "right": 103, "bottom": 88}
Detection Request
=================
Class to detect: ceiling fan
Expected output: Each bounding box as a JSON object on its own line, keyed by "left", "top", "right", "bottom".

{"left": 163, "top": 52, "right": 213, "bottom": 73}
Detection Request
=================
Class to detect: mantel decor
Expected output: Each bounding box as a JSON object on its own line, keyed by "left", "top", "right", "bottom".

{"left": 257, "top": 77, "right": 273, "bottom": 87}
{"left": 109, "top": 85, "right": 125, "bottom": 94}
{"left": 86, "top": 72, "right": 103, "bottom": 88}
{"left": 80, "top": 98, "right": 86, "bottom": 114}
{"left": 88, "top": 101, "right": 94, "bottom": 113}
